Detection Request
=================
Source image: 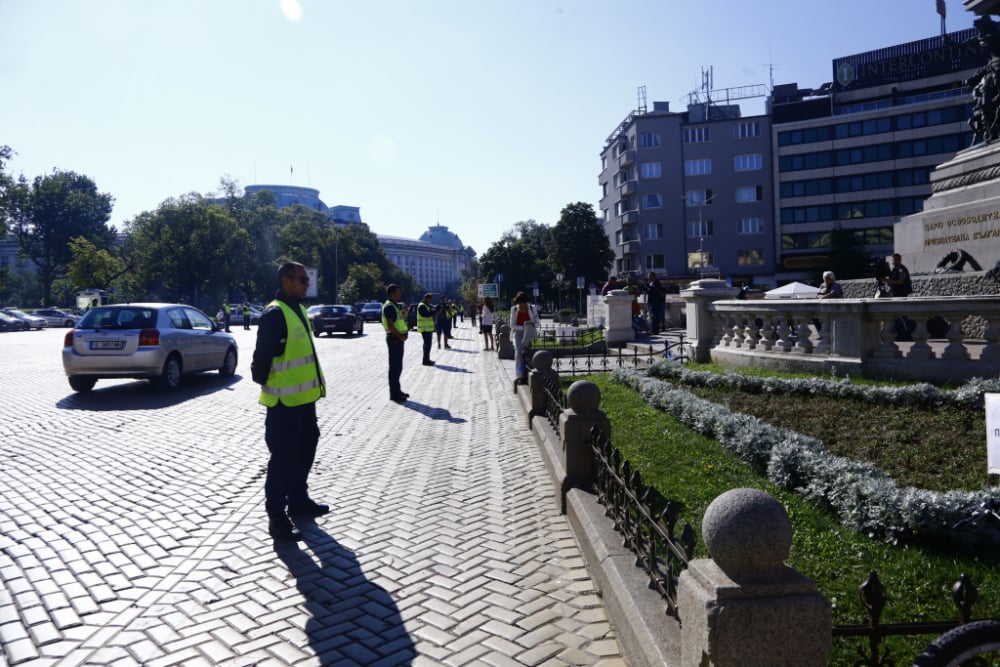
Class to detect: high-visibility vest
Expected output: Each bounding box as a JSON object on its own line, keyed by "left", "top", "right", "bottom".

{"left": 416, "top": 302, "right": 435, "bottom": 332}
{"left": 242, "top": 304, "right": 250, "bottom": 316}
{"left": 259, "top": 301, "right": 325, "bottom": 407}
{"left": 382, "top": 300, "right": 407, "bottom": 335}
{"left": 223, "top": 303, "right": 231, "bottom": 314}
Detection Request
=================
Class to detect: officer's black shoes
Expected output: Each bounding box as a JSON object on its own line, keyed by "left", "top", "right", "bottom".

{"left": 390, "top": 392, "right": 409, "bottom": 403}
{"left": 268, "top": 514, "right": 303, "bottom": 541}
{"left": 422, "top": 360, "right": 435, "bottom": 366}
{"left": 288, "top": 499, "right": 330, "bottom": 518}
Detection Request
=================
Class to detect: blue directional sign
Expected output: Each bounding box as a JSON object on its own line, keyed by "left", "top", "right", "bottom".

{"left": 479, "top": 283, "right": 499, "bottom": 298}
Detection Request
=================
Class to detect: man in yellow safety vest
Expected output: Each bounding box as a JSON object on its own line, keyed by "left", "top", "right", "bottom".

{"left": 416, "top": 292, "right": 436, "bottom": 366}
{"left": 251, "top": 261, "right": 328, "bottom": 541}
{"left": 382, "top": 284, "right": 409, "bottom": 402}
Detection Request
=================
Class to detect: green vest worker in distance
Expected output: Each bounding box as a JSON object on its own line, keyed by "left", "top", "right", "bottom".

{"left": 251, "top": 261, "right": 329, "bottom": 541}
{"left": 242, "top": 301, "right": 251, "bottom": 330}
{"left": 416, "top": 292, "right": 436, "bottom": 367}
{"left": 382, "top": 284, "right": 409, "bottom": 403}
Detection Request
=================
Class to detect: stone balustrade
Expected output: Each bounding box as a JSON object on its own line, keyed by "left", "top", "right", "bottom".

{"left": 683, "top": 282, "right": 1000, "bottom": 383}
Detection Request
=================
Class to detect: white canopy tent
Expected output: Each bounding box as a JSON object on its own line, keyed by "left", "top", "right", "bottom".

{"left": 764, "top": 281, "right": 819, "bottom": 299}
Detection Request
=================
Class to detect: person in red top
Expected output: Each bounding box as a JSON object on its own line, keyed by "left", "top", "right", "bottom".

{"left": 509, "top": 291, "right": 540, "bottom": 384}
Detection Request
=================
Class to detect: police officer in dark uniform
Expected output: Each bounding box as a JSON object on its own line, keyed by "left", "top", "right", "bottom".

{"left": 383, "top": 284, "right": 409, "bottom": 403}
{"left": 251, "top": 262, "right": 329, "bottom": 541}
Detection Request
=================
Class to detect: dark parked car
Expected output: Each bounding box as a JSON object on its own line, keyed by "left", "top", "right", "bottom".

{"left": 0, "top": 312, "right": 27, "bottom": 332}
{"left": 358, "top": 302, "right": 383, "bottom": 322}
{"left": 62, "top": 303, "right": 238, "bottom": 392}
{"left": 3, "top": 308, "right": 47, "bottom": 330}
{"left": 307, "top": 305, "right": 364, "bottom": 337}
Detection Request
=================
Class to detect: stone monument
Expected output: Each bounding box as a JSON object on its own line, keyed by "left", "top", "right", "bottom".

{"left": 895, "top": 6, "right": 1000, "bottom": 274}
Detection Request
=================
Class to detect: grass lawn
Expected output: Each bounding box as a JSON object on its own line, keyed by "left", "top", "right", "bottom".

{"left": 577, "top": 372, "right": 1000, "bottom": 665}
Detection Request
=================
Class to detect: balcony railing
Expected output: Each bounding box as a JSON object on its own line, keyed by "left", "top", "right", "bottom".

{"left": 621, "top": 240, "right": 640, "bottom": 255}
{"left": 621, "top": 210, "right": 639, "bottom": 225}
{"left": 618, "top": 149, "right": 636, "bottom": 167}
{"left": 620, "top": 179, "right": 637, "bottom": 196}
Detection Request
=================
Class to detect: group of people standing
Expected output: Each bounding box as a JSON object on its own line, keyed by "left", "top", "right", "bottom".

{"left": 600, "top": 272, "right": 670, "bottom": 334}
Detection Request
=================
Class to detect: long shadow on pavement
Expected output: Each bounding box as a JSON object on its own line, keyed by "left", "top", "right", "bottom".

{"left": 426, "top": 364, "right": 471, "bottom": 374}
{"left": 395, "top": 400, "right": 466, "bottom": 423}
{"left": 55, "top": 374, "right": 242, "bottom": 411}
{"left": 274, "top": 524, "right": 416, "bottom": 666}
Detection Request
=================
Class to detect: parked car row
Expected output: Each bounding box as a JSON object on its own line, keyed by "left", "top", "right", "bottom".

{"left": 307, "top": 305, "right": 364, "bottom": 337}
{"left": 1, "top": 307, "right": 50, "bottom": 331}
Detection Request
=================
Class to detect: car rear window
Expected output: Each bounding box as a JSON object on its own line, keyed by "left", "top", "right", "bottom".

{"left": 81, "top": 307, "right": 157, "bottom": 329}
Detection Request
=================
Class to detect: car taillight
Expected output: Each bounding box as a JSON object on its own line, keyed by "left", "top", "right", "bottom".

{"left": 63, "top": 330, "right": 74, "bottom": 347}
{"left": 139, "top": 329, "right": 160, "bottom": 346}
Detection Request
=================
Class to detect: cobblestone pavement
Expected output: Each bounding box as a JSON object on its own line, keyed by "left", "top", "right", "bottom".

{"left": 0, "top": 322, "right": 624, "bottom": 666}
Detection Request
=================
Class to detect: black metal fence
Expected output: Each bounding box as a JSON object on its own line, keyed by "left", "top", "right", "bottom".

{"left": 581, "top": 426, "right": 996, "bottom": 662}
{"left": 531, "top": 327, "right": 687, "bottom": 377}
{"left": 588, "top": 426, "right": 697, "bottom": 619}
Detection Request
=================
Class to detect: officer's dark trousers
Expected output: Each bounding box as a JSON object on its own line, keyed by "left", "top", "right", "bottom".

{"left": 387, "top": 335, "right": 404, "bottom": 396}
{"left": 421, "top": 331, "right": 433, "bottom": 363}
{"left": 264, "top": 401, "right": 319, "bottom": 516}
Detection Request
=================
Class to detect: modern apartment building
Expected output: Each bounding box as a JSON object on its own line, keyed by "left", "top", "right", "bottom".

{"left": 599, "top": 99, "right": 773, "bottom": 288}
{"left": 770, "top": 28, "right": 985, "bottom": 282}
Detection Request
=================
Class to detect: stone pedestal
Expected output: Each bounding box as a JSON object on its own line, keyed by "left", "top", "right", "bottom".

{"left": 895, "top": 141, "right": 1000, "bottom": 275}
{"left": 681, "top": 279, "right": 741, "bottom": 363}
{"left": 528, "top": 350, "right": 557, "bottom": 426}
{"left": 678, "top": 489, "right": 831, "bottom": 666}
{"left": 558, "top": 381, "right": 610, "bottom": 488}
{"left": 496, "top": 322, "right": 514, "bottom": 360}
{"left": 603, "top": 290, "right": 635, "bottom": 345}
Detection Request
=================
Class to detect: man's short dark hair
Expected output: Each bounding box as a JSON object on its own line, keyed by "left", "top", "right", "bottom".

{"left": 386, "top": 284, "right": 401, "bottom": 298}
{"left": 277, "top": 261, "right": 305, "bottom": 281}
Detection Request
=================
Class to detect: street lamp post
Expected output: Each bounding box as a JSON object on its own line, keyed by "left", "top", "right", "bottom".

{"left": 682, "top": 193, "right": 716, "bottom": 279}
{"left": 556, "top": 272, "right": 563, "bottom": 312}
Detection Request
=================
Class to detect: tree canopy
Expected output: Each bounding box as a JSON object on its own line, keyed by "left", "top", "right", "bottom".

{"left": 548, "top": 202, "right": 614, "bottom": 289}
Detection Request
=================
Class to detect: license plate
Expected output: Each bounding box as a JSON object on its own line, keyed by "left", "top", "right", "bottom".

{"left": 90, "top": 340, "right": 125, "bottom": 350}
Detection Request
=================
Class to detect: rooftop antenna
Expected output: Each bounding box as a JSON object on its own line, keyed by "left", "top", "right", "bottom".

{"left": 637, "top": 85, "right": 647, "bottom": 114}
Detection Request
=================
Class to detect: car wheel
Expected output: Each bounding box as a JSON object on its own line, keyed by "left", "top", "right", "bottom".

{"left": 68, "top": 376, "right": 97, "bottom": 392}
{"left": 64, "top": 319, "right": 74, "bottom": 327}
{"left": 155, "top": 355, "right": 183, "bottom": 391}
{"left": 313, "top": 325, "right": 322, "bottom": 338}
{"left": 218, "top": 347, "right": 237, "bottom": 377}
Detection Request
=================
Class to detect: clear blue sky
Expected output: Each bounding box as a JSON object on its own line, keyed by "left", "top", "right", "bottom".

{"left": 0, "top": 0, "right": 976, "bottom": 257}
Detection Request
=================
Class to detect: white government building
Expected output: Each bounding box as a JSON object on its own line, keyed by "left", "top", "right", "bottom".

{"left": 379, "top": 225, "right": 477, "bottom": 294}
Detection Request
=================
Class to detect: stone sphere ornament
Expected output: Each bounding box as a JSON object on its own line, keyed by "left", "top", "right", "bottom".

{"left": 702, "top": 488, "right": 793, "bottom": 580}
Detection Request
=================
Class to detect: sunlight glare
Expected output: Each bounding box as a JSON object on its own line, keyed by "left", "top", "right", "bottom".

{"left": 280, "top": 0, "right": 303, "bottom": 23}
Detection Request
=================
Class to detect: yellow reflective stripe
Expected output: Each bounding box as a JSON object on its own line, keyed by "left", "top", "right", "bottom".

{"left": 271, "top": 354, "right": 317, "bottom": 372}
{"left": 261, "top": 377, "right": 323, "bottom": 396}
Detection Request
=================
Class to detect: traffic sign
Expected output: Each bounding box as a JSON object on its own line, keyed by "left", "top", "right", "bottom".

{"left": 479, "top": 283, "right": 499, "bottom": 298}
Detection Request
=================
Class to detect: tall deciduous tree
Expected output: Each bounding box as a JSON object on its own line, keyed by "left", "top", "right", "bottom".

{"left": 548, "top": 202, "right": 614, "bottom": 289}
{"left": 66, "top": 236, "right": 128, "bottom": 291}
{"left": 14, "top": 170, "right": 115, "bottom": 304}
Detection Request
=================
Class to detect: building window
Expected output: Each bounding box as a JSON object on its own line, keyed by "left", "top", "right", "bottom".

{"left": 683, "top": 127, "right": 711, "bottom": 143}
{"left": 615, "top": 170, "right": 631, "bottom": 187}
{"left": 645, "top": 254, "right": 665, "bottom": 270}
{"left": 733, "top": 121, "right": 761, "bottom": 139}
{"left": 614, "top": 200, "right": 631, "bottom": 216}
{"left": 737, "top": 249, "right": 766, "bottom": 266}
{"left": 643, "top": 194, "right": 663, "bottom": 209}
{"left": 688, "top": 251, "right": 713, "bottom": 271}
{"left": 638, "top": 132, "right": 661, "bottom": 148}
{"left": 688, "top": 220, "right": 713, "bottom": 237}
{"left": 602, "top": 182, "right": 608, "bottom": 197}
{"left": 614, "top": 229, "right": 623, "bottom": 245}
{"left": 640, "top": 162, "right": 662, "bottom": 179}
{"left": 684, "top": 159, "right": 712, "bottom": 176}
{"left": 601, "top": 207, "right": 609, "bottom": 221}
{"left": 685, "top": 189, "right": 713, "bottom": 206}
{"left": 734, "top": 154, "right": 763, "bottom": 171}
{"left": 644, "top": 223, "right": 663, "bottom": 239}
{"left": 735, "top": 185, "right": 764, "bottom": 203}
{"left": 738, "top": 217, "right": 764, "bottom": 234}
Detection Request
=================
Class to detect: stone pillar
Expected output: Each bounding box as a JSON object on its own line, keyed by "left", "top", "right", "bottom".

{"left": 559, "top": 380, "right": 610, "bottom": 489}
{"left": 681, "top": 279, "right": 741, "bottom": 363}
{"left": 678, "top": 488, "right": 831, "bottom": 667}
{"left": 528, "top": 350, "right": 557, "bottom": 426}
{"left": 496, "top": 322, "right": 514, "bottom": 360}
{"left": 603, "top": 289, "right": 635, "bottom": 346}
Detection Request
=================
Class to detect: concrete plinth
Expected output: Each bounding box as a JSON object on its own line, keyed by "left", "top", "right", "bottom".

{"left": 681, "top": 279, "right": 741, "bottom": 363}
{"left": 603, "top": 290, "right": 635, "bottom": 345}
{"left": 678, "top": 489, "right": 831, "bottom": 666}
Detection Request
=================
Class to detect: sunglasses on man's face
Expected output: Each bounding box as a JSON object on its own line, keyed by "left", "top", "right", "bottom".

{"left": 285, "top": 274, "right": 309, "bottom": 285}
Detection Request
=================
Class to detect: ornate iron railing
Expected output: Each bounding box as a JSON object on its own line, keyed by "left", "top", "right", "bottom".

{"left": 537, "top": 329, "right": 687, "bottom": 376}
{"left": 833, "top": 571, "right": 992, "bottom": 667}
{"left": 588, "top": 426, "right": 697, "bottom": 619}
{"left": 540, "top": 371, "right": 565, "bottom": 436}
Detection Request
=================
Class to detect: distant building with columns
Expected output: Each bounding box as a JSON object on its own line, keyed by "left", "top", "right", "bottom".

{"left": 379, "top": 225, "right": 477, "bottom": 295}
{"left": 242, "top": 184, "right": 364, "bottom": 226}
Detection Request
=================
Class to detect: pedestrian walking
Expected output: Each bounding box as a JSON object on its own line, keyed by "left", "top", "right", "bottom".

{"left": 251, "top": 262, "right": 329, "bottom": 541}
{"left": 480, "top": 296, "right": 495, "bottom": 351}
{"left": 510, "top": 291, "right": 540, "bottom": 384}
{"left": 417, "top": 292, "right": 436, "bottom": 366}
{"left": 383, "top": 284, "right": 409, "bottom": 403}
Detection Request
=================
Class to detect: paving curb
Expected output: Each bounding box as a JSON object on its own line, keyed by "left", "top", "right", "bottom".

{"left": 499, "top": 359, "right": 680, "bottom": 666}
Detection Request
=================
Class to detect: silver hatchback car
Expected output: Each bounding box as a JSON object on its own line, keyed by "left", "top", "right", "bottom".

{"left": 62, "top": 303, "right": 238, "bottom": 392}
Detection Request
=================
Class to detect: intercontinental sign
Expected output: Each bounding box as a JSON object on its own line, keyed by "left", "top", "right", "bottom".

{"left": 834, "top": 28, "right": 985, "bottom": 90}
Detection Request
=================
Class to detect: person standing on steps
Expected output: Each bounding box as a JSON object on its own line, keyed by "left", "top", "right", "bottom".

{"left": 251, "top": 261, "right": 329, "bottom": 542}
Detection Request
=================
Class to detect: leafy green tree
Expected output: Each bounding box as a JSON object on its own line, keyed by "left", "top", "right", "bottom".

{"left": 219, "top": 178, "right": 282, "bottom": 303}
{"left": 548, "top": 202, "right": 614, "bottom": 290}
{"left": 66, "top": 236, "right": 128, "bottom": 291}
{"left": 13, "top": 170, "right": 115, "bottom": 304}
{"left": 0, "top": 145, "right": 20, "bottom": 236}
{"left": 339, "top": 263, "right": 385, "bottom": 304}
{"left": 127, "top": 197, "right": 248, "bottom": 307}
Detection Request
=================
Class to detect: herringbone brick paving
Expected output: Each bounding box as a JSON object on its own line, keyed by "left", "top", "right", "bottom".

{"left": 0, "top": 323, "right": 624, "bottom": 666}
